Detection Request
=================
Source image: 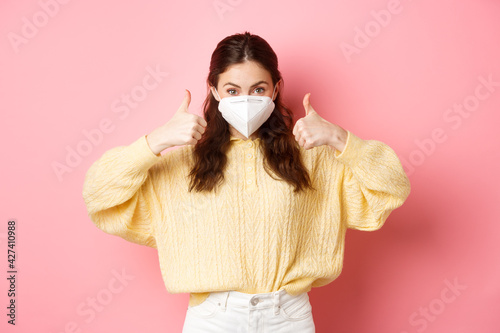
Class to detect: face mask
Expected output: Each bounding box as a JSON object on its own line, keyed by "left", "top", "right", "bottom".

{"left": 213, "top": 84, "right": 278, "bottom": 139}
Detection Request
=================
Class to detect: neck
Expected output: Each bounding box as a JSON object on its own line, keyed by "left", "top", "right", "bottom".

{"left": 230, "top": 128, "right": 259, "bottom": 140}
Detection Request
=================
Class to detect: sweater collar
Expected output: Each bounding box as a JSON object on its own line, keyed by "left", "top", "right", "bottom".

{"left": 229, "top": 135, "right": 261, "bottom": 144}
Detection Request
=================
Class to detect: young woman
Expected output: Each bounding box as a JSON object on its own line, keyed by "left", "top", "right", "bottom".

{"left": 83, "top": 32, "right": 411, "bottom": 332}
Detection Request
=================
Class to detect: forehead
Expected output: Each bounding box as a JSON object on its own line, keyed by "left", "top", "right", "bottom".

{"left": 218, "top": 61, "right": 272, "bottom": 85}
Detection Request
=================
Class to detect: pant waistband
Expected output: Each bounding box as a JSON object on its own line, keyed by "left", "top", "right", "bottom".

{"left": 205, "top": 288, "right": 306, "bottom": 315}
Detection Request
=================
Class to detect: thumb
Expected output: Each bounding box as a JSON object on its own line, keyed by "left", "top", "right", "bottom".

{"left": 178, "top": 89, "right": 191, "bottom": 112}
{"left": 303, "top": 93, "right": 314, "bottom": 116}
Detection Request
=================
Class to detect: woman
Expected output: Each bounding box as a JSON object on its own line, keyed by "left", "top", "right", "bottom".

{"left": 82, "top": 32, "right": 411, "bottom": 332}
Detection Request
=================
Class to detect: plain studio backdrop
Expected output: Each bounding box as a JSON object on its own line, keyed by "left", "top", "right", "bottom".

{"left": 1, "top": 0, "right": 499, "bottom": 332}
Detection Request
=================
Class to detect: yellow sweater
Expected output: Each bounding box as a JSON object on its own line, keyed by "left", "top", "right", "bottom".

{"left": 82, "top": 130, "right": 410, "bottom": 307}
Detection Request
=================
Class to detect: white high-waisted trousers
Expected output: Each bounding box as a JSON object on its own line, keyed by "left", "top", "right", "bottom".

{"left": 182, "top": 288, "right": 315, "bottom": 333}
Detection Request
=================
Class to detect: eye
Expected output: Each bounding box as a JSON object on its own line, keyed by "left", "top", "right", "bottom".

{"left": 254, "top": 87, "right": 265, "bottom": 94}
{"left": 227, "top": 89, "right": 237, "bottom": 95}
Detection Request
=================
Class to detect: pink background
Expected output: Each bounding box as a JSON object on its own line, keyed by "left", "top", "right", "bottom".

{"left": 1, "top": 0, "right": 499, "bottom": 332}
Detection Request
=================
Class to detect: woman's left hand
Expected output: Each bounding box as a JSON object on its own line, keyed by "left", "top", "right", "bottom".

{"left": 293, "top": 93, "right": 348, "bottom": 152}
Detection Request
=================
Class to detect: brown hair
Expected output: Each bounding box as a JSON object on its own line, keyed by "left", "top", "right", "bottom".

{"left": 188, "top": 32, "right": 314, "bottom": 193}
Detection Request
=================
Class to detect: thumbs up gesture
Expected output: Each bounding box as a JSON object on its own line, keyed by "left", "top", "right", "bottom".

{"left": 146, "top": 90, "right": 207, "bottom": 155}
{"left": 292, "top": 93, "right": 348, "bottom": 152}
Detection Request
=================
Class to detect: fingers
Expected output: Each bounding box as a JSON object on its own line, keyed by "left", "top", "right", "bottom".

{"left": 194, "top": 123, "right": 206, "bottom": 136}
{"left": 294, "top": 93, "right": 310, "bottom": 146}
{"left": 293, "top": 120, "right": 302, "bottom": 143}
{"left": 192, "top": 129, "right": 202, "bottom": 141}
{"left": 196, "top": 115, "right": 208, "bottom": 128}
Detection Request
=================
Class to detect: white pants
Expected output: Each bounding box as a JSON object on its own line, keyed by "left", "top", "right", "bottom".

{"left": 182, "top": 288, "right": 315, "bottom": 333}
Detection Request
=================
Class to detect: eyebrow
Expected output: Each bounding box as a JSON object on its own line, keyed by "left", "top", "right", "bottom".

{"left": 223, "top": 80, "right": 269, "bottom": 88}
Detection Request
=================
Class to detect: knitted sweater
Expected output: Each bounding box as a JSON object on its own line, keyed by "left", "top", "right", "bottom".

{"left": 82, "top": 130, "right": 411, "bottom": 307}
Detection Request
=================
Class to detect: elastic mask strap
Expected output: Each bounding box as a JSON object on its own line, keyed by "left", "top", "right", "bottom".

{"left": 271, "top": 84, "right": 278, "bottom": 101}
{"left": 213, "top": 87, "right": 222, "bottom": 101}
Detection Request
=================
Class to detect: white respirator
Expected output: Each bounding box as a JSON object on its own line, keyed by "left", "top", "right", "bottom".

{"left": 213, "top": 84, "right": 278, "bottom": 138}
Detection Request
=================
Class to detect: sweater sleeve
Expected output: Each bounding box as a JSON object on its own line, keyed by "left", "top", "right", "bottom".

{"left": 82, "top": 135, "right": 163, "bottom": 248}
{"left": 330, "top": 130, "right": 411, "bottom": 231}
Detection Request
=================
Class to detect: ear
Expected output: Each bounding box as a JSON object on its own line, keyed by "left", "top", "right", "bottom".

{"left": 210, "top": 86, "right": 220, "bottom": 102}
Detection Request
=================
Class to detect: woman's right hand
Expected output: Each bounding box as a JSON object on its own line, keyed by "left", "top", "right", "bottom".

{"left": 146, "top": 90, "right": 207, "bottom": 155}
